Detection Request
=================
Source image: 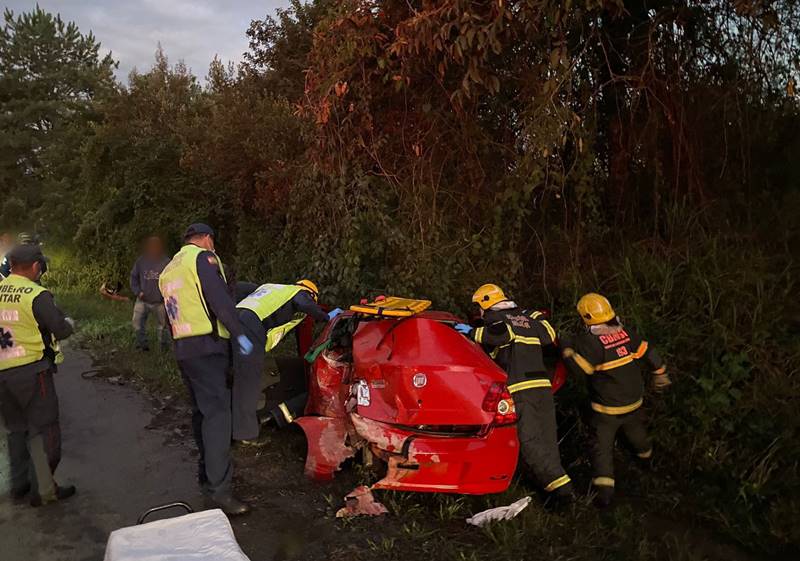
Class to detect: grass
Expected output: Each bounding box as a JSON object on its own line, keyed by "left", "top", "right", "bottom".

{"left": 55, "top": 289, "right": 184, "bottom": 394}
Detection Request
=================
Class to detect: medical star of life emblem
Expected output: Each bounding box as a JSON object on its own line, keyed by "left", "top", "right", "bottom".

{"left": 0, "top": 327, "right": 14, "bottom": 350}
{"left": 165, "top": 296, "right": 179, "bottom": 321}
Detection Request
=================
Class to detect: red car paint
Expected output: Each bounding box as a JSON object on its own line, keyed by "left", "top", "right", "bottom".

{"left": 296, "top": 310, "right": 545, "bottom": 495}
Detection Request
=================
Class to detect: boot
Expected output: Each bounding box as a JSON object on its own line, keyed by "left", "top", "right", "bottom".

{"left": 593, "top": 485, "right": 614, "bottom": 508}
{"left": 11, "top": 483, "right": 31, "bottom": 503}
{"left": 30, "top": 484, "right": 77, "bottom": 507}
{"left": 207, "top": 493, "right": 251, "bottom": 516}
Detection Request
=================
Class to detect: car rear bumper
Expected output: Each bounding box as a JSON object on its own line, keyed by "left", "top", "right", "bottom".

{"left": 351, "top": 414, "right": 519, "bottom": 495}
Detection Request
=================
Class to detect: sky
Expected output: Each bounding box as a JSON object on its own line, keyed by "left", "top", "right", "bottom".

{"left": 3, "top": 0, "right": 289, "bottom": 81}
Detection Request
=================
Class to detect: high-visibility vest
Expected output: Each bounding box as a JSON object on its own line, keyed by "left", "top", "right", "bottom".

{"left": 159, "top": 244, "right": 230, "bottom": 340}
{"left": 237, "top": 284, "right": 306, "bottom": 352}
{"left": 0, "top": 274, "right": 47, "bottom": 371}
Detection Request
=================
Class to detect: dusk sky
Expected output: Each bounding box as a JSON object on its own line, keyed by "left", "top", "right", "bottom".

{"left": 3, "top": 0, "right": 289, "bottom": 81}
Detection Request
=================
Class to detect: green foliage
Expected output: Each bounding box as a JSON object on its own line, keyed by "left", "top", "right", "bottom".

{"left": 0, "top": 7, "right": 116, "bottom": 234}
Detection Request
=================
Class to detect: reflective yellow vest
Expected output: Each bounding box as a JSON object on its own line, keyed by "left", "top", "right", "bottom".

{"left": 159, "top": 244, "right": 230, "bottom": 340}
{"left": 0, "top": 274, "right": 47, "bottom": 371}
{"left": 237, "top": 284, "right": 306, "bottom": 352}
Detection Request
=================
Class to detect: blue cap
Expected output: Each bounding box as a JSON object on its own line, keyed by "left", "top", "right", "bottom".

{"left": 183, "top": 223, "right": 215, "bottom": 240}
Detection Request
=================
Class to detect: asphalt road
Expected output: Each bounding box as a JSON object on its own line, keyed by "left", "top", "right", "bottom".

{"left": 0, "top": 349, "right": 206, "bottom": 561}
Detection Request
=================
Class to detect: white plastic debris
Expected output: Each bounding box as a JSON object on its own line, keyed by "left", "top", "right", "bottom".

{"left": 466, "top": 496, "right": 532, "bottom": 527}
{"left": 104, "top": 508, "right": 250, "bottom": 561}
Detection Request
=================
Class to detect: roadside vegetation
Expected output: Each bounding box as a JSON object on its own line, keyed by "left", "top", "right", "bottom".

{"left": 2, "top": 1, "right": 799, "bottom": 558}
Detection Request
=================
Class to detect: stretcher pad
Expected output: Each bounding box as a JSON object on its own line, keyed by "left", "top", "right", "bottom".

{"left": 349, "top": 297, "right": 431, "bottom": 317}
{"left": 104, "top": 509, "right": 250, "bottom": 561}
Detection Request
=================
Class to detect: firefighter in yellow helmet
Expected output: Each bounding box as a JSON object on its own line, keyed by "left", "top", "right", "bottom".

{"left": 561, "top": 293, "right": 671, "bottom": 507}
{"left": 455, "top": 284, "right": 574, "bottom": 506}
{"left": 232, "top": 279, "right": 339, "bottom": 444}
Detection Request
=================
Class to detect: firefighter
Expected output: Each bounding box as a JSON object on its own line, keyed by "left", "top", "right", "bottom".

{"left": 560, "top": 293, "right": 671, "bottom": 507}
{"left": 159, "top": 223, "right": 254, "bottom": 515}
{"left": 456, "top": 284, "right": 574, "bottom": 504}
{"left": 0, "top": 244, "right": 75, "bottom": 506}
{"left": 233, "top": 280, "right": 339, "bottom": 442}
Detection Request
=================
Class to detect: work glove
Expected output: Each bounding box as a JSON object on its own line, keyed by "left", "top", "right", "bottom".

{"left": 328, "top": 308, "right": 344, "bottom": 320}
{"left": 237, "top": 335, "right": 254, "bottom": 356}
{"left": 454, "top": 323, "right": 473, "bottom": 335}
{"left": 652, "top": 372, "right": 672, "bottom": 392}
{"left": 64, "top": 317, "right": 76, "bottom": 331}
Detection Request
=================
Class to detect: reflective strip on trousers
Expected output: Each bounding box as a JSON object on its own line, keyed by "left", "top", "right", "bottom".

{"left": 590, "top": 398, "right": 643, "bottom": 415}
{"left": 278, "top": 402, "right": 294, "bottom": 424}
{"left": 544, "top": 474, "right": 571, "bottom": 492}
{"left": 592, "top": 476, "right": 615, "bottom": 488}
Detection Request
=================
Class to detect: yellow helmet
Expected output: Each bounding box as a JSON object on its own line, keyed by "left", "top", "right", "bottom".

{"left": 577, "top": 293, "right": 615, "bottom": 325}
{"left": 296, "top": 279, "right": 319, "bottom": 300}
{"left": 472, "top": 283, "right": 507, "bottom": 310}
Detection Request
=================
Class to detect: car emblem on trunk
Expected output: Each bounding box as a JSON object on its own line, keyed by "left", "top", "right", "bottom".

{"left": 412, "top": 372, "right": 427, "bottom": 388}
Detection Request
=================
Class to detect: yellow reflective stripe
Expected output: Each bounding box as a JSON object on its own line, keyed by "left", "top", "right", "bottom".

{"left": 653, "top": 365, "right": 667, "bottom": 375}
{"left": 514, "top": 335, "right": 541, "bottom": 345}
{"left": 529, "top": 311, "right": 543, "bottom": 319}
{"left": 278, "top": 402, "right": 294, "bottom": 424}
{"left": 563, "top": 348, "right": 595, "bottom": 374}
{"left": 505, "top": 323, "right": 514, "bottom": 339}
{"left": 594, "top": 355, "right": 635, "bottom": 371}
{"left": 632, "top": 341, "right": 648, "bottom": 359}
{"left": 637, "top": 448, "right": 653, "bottom": 459}
{"left": 544, "top": 474, "right": 571, "bottom": 492}
{"left": 474, "top": 327, "right": 485, "bottom": 344}
{"left": 591, "top": 399, "right": 643, "bottom": 415}
{"left": 592, "top": 477, "right": 615, "bottom": 488}
{"left": 508, "top": 379, "right": 552, "bottom": 393}
{"left": 540, "top": 319, "right": 556, "bottom": 342}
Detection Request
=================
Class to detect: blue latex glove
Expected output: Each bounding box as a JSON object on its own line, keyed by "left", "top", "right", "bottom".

{"left": 237, "top": 335, "right": 254, "bottom": 356}
{"left": 328, "top": 307, "right": 344, "bottom": 320}
{"left": 455, "top": 323, "right": 473, "bottom": 335}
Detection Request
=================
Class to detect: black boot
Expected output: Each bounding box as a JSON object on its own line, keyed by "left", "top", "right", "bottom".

{"left": 11, "top": 483, "right": 31, "bottom": 503}
{"left": 30, "top": 484, "right": 77, "bottom": 507}
{"left": 593, "top": 485, "right": 614, "bottom": 508}
{"left": 206, "top": 493, "right": 251, "bottom": 516}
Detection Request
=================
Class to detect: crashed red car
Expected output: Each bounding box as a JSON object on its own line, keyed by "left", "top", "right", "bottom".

{"left": 282, "top": 297, "right": 564, "bottom": 495}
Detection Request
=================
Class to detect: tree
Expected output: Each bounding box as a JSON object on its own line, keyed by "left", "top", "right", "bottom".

{"left": 0, "top": 7, "right": 116, "bottom": 234}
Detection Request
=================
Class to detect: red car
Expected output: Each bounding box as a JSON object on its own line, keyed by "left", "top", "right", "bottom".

{"left": 289, "top": 297, "right": 563, "bottom": 495}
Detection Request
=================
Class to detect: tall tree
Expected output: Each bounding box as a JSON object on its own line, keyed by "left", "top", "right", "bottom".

{"left": 0, "top": 7, "right": 116, "bottom": 233}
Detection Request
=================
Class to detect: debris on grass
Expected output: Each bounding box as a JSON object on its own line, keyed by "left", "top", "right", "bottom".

{"left": 336, "top": 486, "right": 389, "bottom": 518}
{"left": 465, "top": 496, "right": 532, "bottom": 527}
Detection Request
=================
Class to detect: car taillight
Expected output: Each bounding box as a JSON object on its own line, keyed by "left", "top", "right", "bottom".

{"left": 482, "top": 382, "right": 517, "bottom": 426}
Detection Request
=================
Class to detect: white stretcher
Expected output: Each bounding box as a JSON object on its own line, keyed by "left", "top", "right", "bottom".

{"left": 104, "top": 506, "right": 250, "bottom": 561}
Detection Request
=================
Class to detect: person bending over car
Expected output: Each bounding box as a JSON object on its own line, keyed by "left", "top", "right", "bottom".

{"left": 456, "top": 284, "right": 574, "bottom": 505}
{"left": 560, "top": 293, "right": 671, "bottom": 507}
{"left": 233, "top": 280, "right": 340, "bottom": 445}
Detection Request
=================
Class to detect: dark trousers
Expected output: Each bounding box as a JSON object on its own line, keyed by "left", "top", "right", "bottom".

{"left": 515, "top": 387, "right": 572, "bottom": 496}
{"left": 0, "top": 368, "right": 61, "bottom": 499}
{"left": 177, "top": 353, "right": 233, "bottom": 497}
{"left": 232, "top": 310, "right": 266, "bottom": 441}
{"left": 589, "top": 408, "right": 651, "bottom": 489}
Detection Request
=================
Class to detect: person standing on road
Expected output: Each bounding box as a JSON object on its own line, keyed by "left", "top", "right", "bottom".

{"left": 455, "top": 284, "right": 574, "bottom": 506}
{"left": 233, "top": 280, "right": 336, "bottom": 443}
{"left": 0, "top": 244, "right": 75, "bottom": 506}
{"left": 159, "top": 223, "right": 254, "bottom": 516}
{"left": 130, "top": 235, "right": 170, "bottom": 351}
{"left": 560, "top": 293, "right": 671, "bottom": 507}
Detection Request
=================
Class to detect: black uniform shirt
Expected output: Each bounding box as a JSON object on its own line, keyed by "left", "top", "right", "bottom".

{"left": 563, "top": 324, "right": 665, "bottom": 411}
{"left": 473, "top": 305, "right": 557, "bottom": 386}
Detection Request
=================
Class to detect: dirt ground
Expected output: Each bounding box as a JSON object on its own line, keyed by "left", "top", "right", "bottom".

{"left": 1, "top": 345, "right": 784, "bottom": 561}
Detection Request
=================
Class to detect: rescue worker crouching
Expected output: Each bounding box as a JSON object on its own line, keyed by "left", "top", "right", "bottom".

{"left": 456, "top": 284, "right": 574, "bottom": 505}
{"left": 232, "top": 280, "right": 339, "bottom": 444}
{"left": 561, "top": 293, "right": 671, "bottom": 507}
{"left": 0, "top": 244, "right": 75, "bottom": 506}
{"left": 159, "top": 223, "right": 254, "bottom": 516}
